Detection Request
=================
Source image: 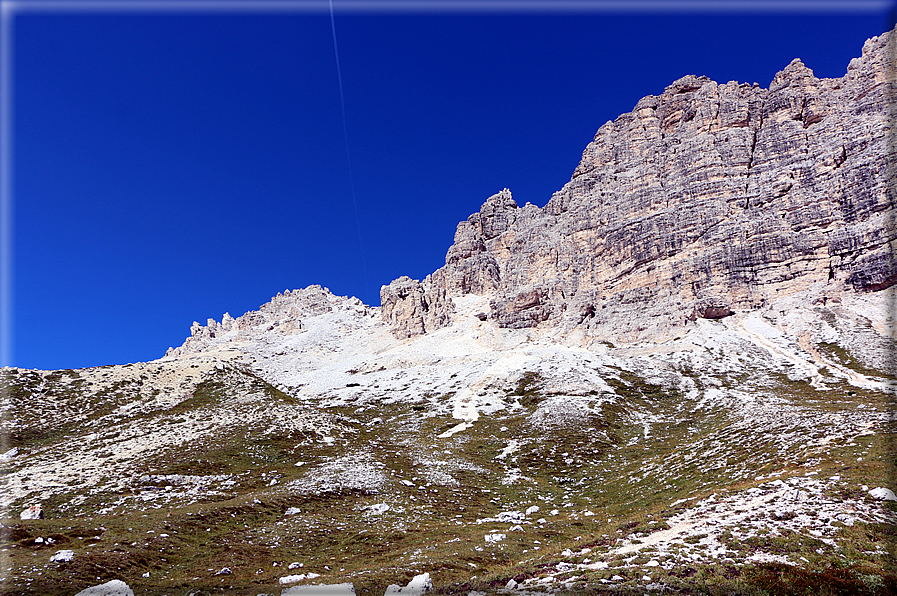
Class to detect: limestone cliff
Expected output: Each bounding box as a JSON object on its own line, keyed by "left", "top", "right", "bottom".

{"left": 387, "top": 27, "right": 896, "bottom": 342}
{"left": 379, "top": 275, "right": 454, "bottom": 339}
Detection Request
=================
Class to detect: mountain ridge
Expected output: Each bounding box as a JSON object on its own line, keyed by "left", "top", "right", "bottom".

{"left": 377, "top": 26, "right": 895, "bottom": 345}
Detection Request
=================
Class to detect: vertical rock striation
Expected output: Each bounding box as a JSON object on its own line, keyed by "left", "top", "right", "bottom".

{"left": 380, "top": 276, "right": 454, "bottom": 339}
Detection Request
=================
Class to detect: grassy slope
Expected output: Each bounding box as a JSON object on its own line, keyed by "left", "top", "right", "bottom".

{"left": 0, "top": 342, "right": 895, "bottom": 596}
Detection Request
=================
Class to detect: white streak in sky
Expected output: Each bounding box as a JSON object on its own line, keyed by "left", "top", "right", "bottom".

{"left": 1, "top": 1, "right": 13, "bottom": 369}
{"left": 329, "top": 0, "right": 369, "bottom": 283}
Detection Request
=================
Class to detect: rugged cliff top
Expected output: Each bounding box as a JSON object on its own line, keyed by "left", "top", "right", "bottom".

{"left": 380, "top": 25, "right": 894, "bottom": 344}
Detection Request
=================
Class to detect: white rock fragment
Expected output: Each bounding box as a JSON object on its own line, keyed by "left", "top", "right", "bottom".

{"left": 525, "top": 505, "right": 540, "bottom": 515}
{"left": 288, "top": 562, "right": 305, "bottom": 569}
{"left": 74, "top": 580, "right": 135, "bottom": 596}
{"left": 583, "top": 561, "right": 609, "bottom": 570}
{"left": 505, "top": 579, "right": 518, "bottom": 590}
{"left": 485, "top": 533, "right": 506, "bottom": 543}
{"left": 20, "top": 504, "right": 43, "bottom": 520}
{"left": 285, "top": 507, "right": 302, "bottom": 516}
{"left": 366, "top": 503, "right": 390, "bottom": 515}
{"left": 0, "top": 447, "right": 18, "bottom": 459}
{"left": 281, "top": 583, "right": 356, "bottom": 595}
{"left": 280, "top": 574, "right": 308, "bottom": 585}
{"left": 50, "top": 549, "right": 74, "bottom": 563}
{"left": 214, "top": 567, "right": 232, "bottom": 575}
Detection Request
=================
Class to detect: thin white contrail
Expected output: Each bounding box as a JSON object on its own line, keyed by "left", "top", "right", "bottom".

{"left": 329, "top": 0, "right": 369, "bottom": 284}
{"left": 0, "top": 2, "right": 12, "bottom": 369}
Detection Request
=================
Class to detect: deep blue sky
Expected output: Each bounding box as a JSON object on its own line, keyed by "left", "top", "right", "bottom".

{"left": 10, "top": 4, "right": 894, "bottom": 370}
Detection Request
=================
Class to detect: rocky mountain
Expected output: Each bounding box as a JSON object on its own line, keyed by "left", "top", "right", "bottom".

{"left": 383, "top": 28, "right": 895, "bottom": 345}
{"left": 1, "top": 27, "right": 895, "bottom": 596}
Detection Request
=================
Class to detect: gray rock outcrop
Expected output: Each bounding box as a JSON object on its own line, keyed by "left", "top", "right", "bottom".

{"left": 380, "top": 276, "right": 454, "bottom": 339}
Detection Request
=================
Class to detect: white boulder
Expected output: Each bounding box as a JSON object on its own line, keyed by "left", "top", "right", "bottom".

{"left": 869, "top": 487, "right": 897, "bottom": 501}
{"left": 74, "top": 580, "right": 134, "bottom": 596}
{"left": 384, "top": 572, "right": 433, "bottom": 595}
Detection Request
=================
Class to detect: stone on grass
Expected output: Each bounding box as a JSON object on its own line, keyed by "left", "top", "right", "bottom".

{"left": 281, "top": 583, "right": 356, "bottom": 595}
{"left": 20, "top": 504, "right": 43, "bottom": 520}
{"left": 50, "top": 550, "right": 74, "bottom": 563}
{"left": 869, "top": 487, "right": 897, "bottom": 501}
{"left": 384, "top": 572, "right": 433, "bottom": 595}
{"left": 74, "top": 579, "right": 134, "bottom": 596}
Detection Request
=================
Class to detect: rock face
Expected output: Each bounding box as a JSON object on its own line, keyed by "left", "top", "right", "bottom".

{"left": 379, "top": 276, "right": 454, "bottom": 339}
{"left": 383, "top": 27, "right": 895, "bottom": 343}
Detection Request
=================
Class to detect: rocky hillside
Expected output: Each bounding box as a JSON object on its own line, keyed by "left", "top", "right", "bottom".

{"left": 382, "top": 27, "right": 895, "bottom": 345}
{"left": 0, "top": 27, "right": 895, "bottom": 596}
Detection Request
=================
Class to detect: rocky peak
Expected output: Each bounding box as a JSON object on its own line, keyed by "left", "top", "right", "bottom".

{"left": 166, "top": 285, "right": 372, "bottom": 358}
{"left": 476, "top": 188, "right": 519, "bottom": 240}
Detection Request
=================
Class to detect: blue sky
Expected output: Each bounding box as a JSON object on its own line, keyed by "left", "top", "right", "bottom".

{"left": 7, "top": 1, "right": 894, "bottom": 370}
